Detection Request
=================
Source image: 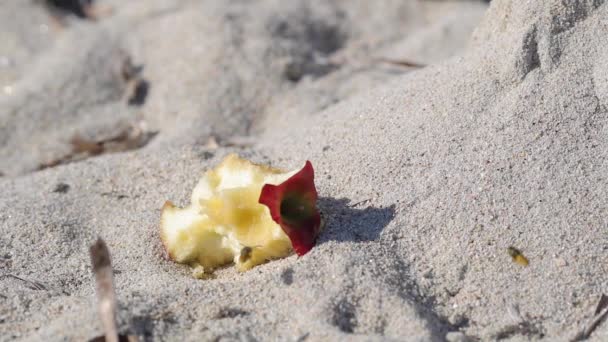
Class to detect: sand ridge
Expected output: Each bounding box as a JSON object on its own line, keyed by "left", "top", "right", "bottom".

{"left": 2, "top": 0, "right": 608, "bottom": 341}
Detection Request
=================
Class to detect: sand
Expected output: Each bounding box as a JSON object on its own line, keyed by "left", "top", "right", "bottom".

{"left": 1, "top": 0, "right": 607, "bottom": 341}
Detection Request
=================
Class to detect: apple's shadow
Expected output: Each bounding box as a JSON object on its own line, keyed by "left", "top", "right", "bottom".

{"left": 317, "top": 197, "right": 395, "bottom": 243}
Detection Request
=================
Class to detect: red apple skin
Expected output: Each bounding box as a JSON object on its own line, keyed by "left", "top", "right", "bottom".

{"left": 259, "top": 161, "right": 321, "bottom": 256}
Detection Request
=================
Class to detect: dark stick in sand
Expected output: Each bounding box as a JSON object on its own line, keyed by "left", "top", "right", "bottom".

{"left": 376, "top": 57, "right": 426, "bottom": 69}
{"left": 90, "top": 238, "right": 119, "bottom": 342}
{"left": 571, "top": 294, "right": 608, "bottom": 341}
{"left": 0, "top": 274, "right": 46, "bottom": 291}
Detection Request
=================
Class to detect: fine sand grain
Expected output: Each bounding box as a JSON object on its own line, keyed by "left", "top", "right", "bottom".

{"left": 1, "top": 0, "right": 607, "bottom": 341}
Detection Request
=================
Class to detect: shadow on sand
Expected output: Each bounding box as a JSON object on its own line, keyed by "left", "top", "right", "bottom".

{"left": 317, "top": 197, "right": 395, "bottom": 244}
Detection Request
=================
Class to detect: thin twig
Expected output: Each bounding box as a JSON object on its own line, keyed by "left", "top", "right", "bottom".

{"left": 348, "top": 199, "right": 371, "bottom": 208}
{"left": 90, "top": 238, "right": 119, "bottom": 342}
{"left": 0, "top": 274, "right": 46, "bottom": 291}
{"left": 594, "top": 294, "right": 608, "bottom": 316}
{"left": 571, "top": 294, "right": 608, "bottom": 341}
{"left": 376, "top": 57, "right": 426, "bottom": 69}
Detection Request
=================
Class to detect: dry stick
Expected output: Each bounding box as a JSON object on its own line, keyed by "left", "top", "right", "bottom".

{"left": 575, "top": 307, "right": 608, "bottom": 341}
{"left": 90, "top": 238, "right": 119, "bottom": 342}
{"left": 0, "top": 274, "right": 46, "bottom": 291}
{"left": 594, "top": 294, "right": 608, "bottom": 316}
{"left": 571, "top": 294, "right": 608, "bottom": 341}
{"left": 375, "top": 57, "right": 426, "bottom": 69}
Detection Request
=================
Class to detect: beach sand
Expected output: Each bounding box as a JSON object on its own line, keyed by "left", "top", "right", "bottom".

{"left": 1, "top": 0, "right": 607, "bottom": 341}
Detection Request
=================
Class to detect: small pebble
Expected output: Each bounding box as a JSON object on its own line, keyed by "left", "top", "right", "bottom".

{"left": 554, "top": 257, "right": 567, "bottom": 267}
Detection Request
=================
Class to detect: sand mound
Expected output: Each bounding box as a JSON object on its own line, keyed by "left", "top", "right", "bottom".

{"left": 2, "top": 0, "right": 607, "bottom": 341}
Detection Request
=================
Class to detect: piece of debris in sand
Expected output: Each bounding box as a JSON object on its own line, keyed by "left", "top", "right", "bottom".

{"left": 160, "top": 154, "right": 322, "bottom": 276}
{"left": 90, "top": 238, "right": 119, "bottom": 342}
{"left": 89, "top": 238, "right": 138, "bottom": 342}
{"left": 0, "top": 274, "right": 46, "bottom": 291}
{"left": 507, "top": 246, "right": 529, "bottom": 267}
{"left": 376, "top": 57, "right": 426, "bottom": 69}
{"left": 38, "top": 124, "right": 157, "bottom": 171}
{"left": 571, "top": 294, "right": 608, "bottom": 341}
